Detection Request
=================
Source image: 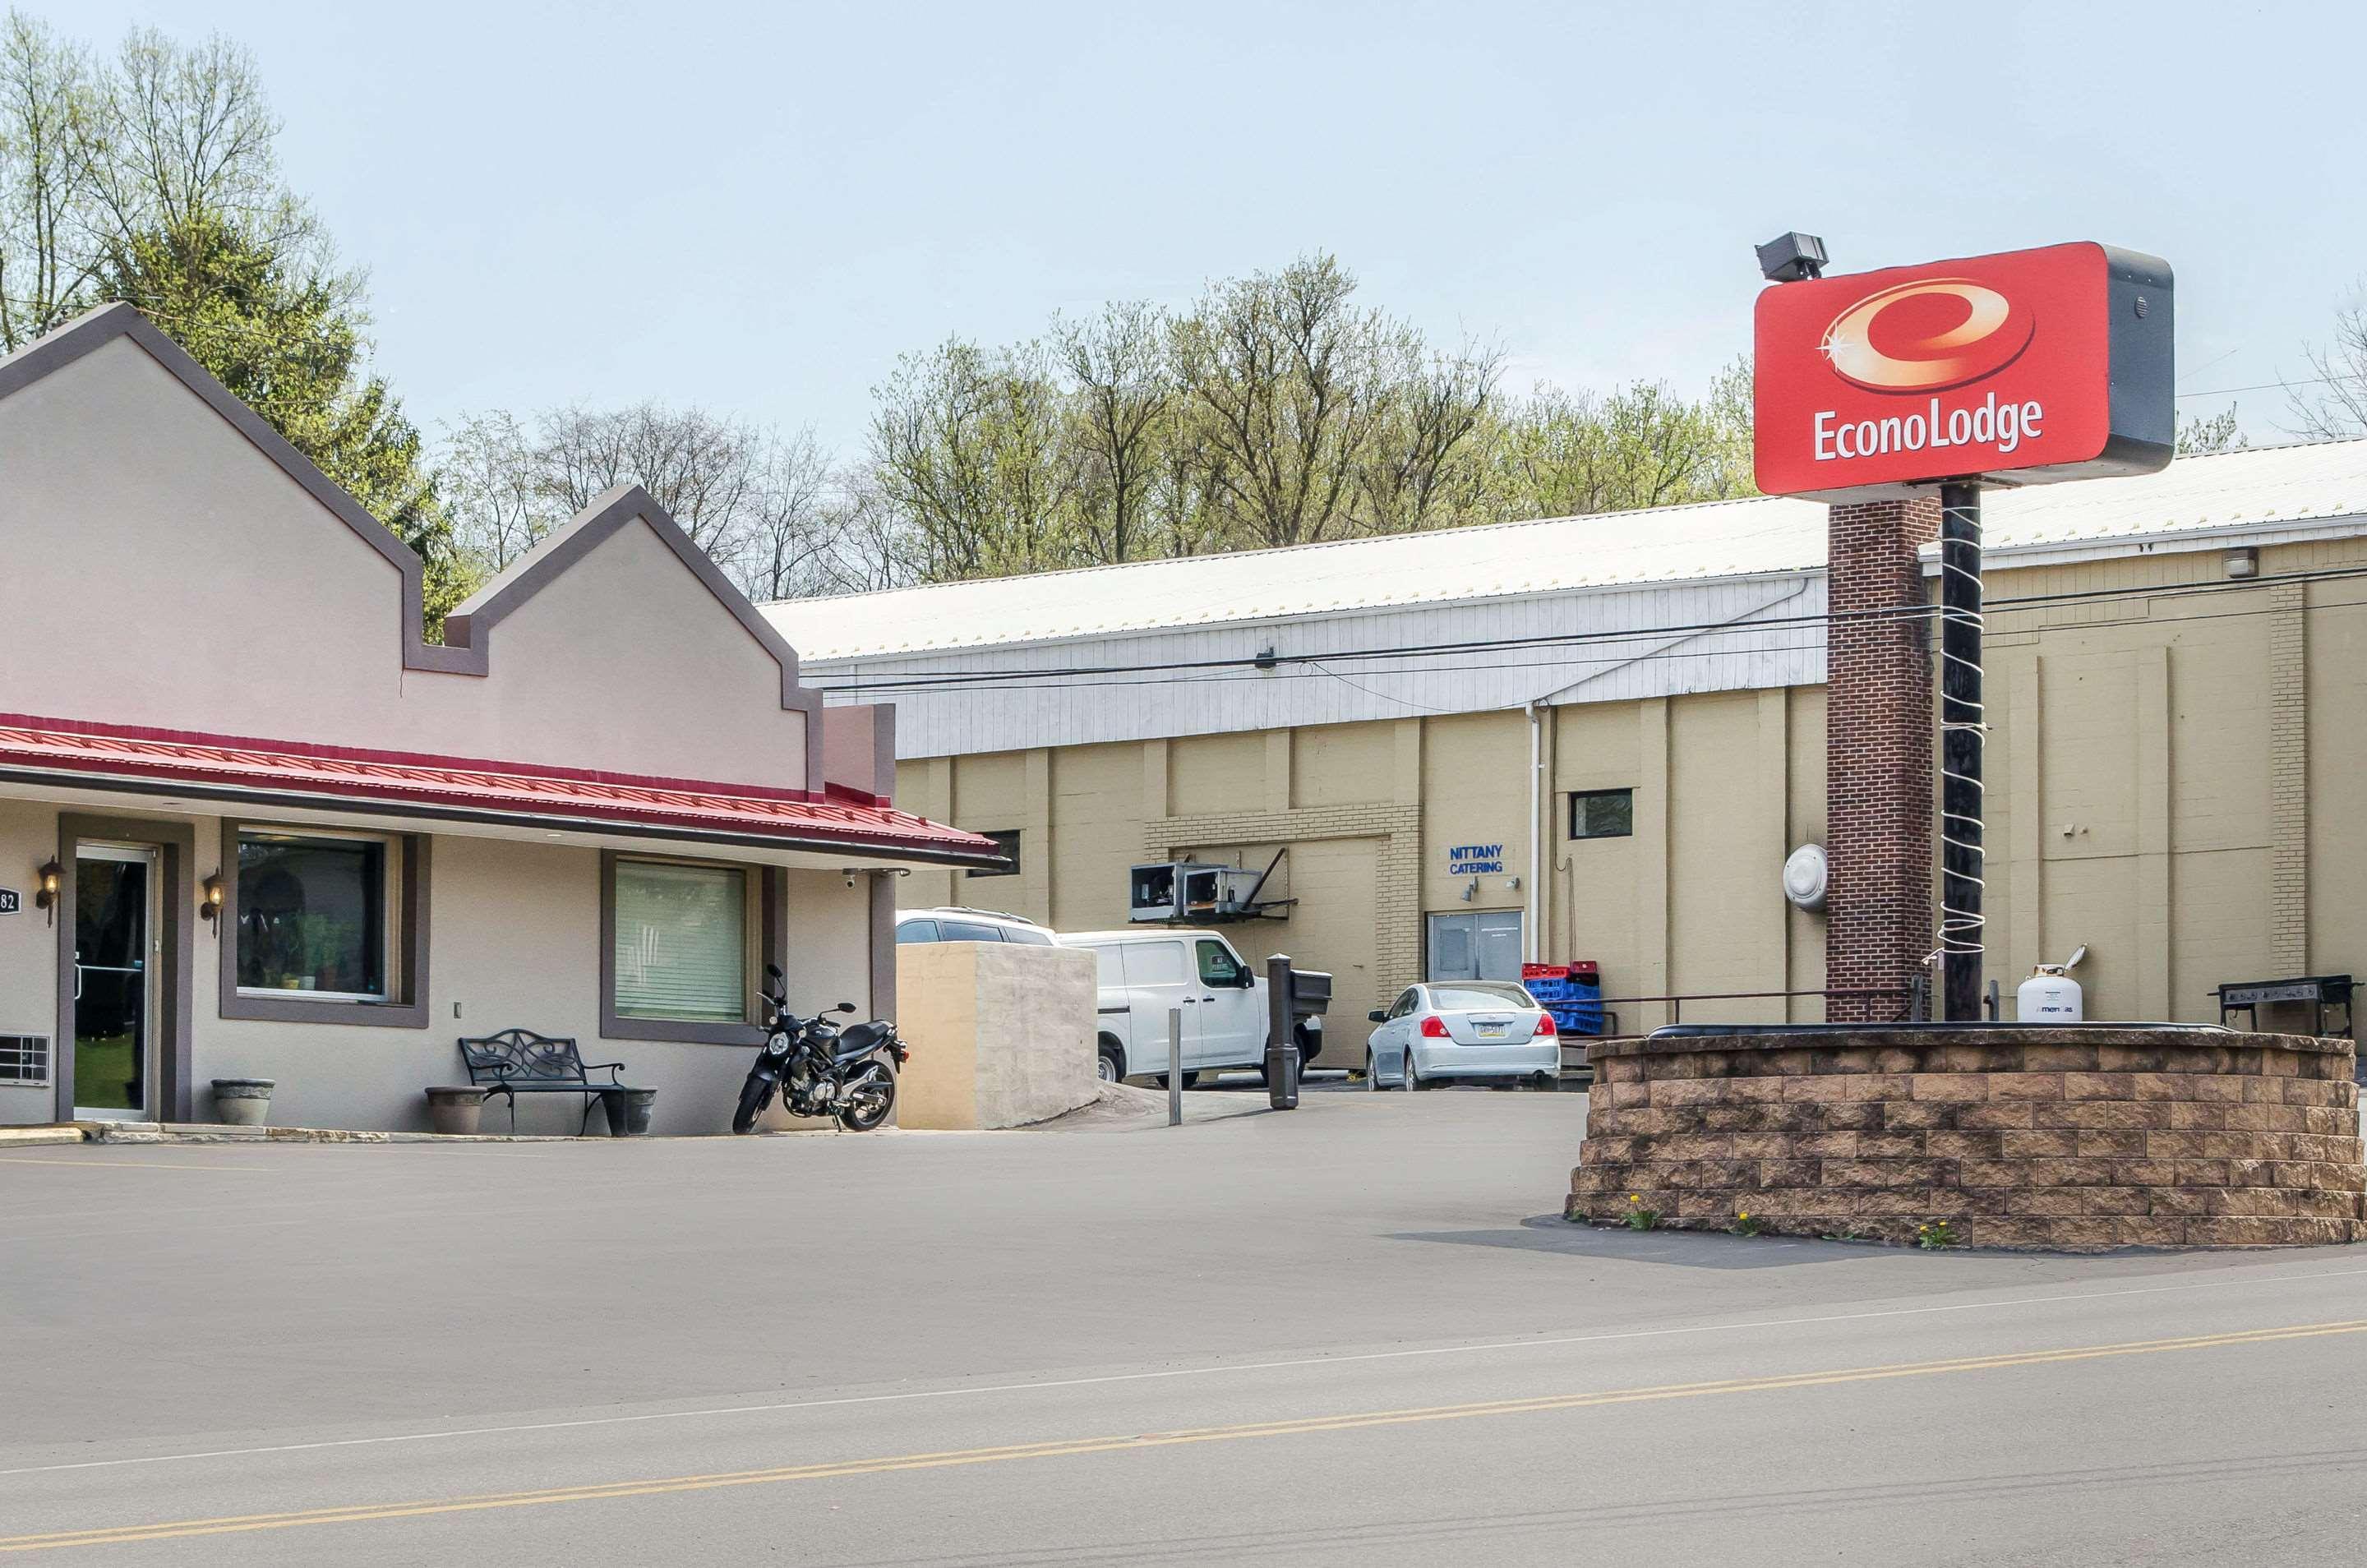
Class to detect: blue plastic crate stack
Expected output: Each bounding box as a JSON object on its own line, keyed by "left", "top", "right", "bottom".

{"left": 1524, "top": 967, "right": 1603, "bottom": 1036}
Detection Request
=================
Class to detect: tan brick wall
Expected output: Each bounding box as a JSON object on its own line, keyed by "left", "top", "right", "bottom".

{"left": 1568, "top": 1029, "right": 2365, "bottom": 1250}
{"left": 1146, "top": 803, "right": 1422, "bottom": 1017}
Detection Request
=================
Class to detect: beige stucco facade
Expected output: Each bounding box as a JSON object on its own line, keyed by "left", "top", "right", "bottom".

{"left": 888, "top": 534, "right": 2367, "bottom": 1046}
{"left": 0, "top": 305, "right": 992, "bottom": 1132}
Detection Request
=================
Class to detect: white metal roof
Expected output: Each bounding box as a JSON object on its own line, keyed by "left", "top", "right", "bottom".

{"left": 764, "top": 439, "right": 2367, "bottom": 662}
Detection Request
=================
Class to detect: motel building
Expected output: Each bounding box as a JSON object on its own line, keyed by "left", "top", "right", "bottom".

{"left": 768, "top": 436, "right": 2367, "bottom": 1056}
{"left": 0, "top": 305, "right": 1000, "bottom": 1134}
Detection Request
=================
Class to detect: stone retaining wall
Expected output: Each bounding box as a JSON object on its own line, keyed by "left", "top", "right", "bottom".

{"left": 1567, "top": 1029, "right": 2365, "bottom": 1250}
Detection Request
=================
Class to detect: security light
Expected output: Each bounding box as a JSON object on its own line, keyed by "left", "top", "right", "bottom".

{"left": 1756, "top": 231, "right": 1828, "bottom": 284}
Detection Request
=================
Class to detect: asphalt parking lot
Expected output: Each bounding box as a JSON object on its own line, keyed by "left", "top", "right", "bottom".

{"left": 6, "top": 1089, "right": 2366, "bottom": 1564}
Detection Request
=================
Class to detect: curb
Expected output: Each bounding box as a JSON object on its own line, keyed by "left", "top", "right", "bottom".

{"left": 0, "top": 1126, "right": 87, "bottom": 1146}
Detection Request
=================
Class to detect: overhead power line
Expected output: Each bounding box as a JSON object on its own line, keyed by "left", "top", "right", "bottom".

{"left": 807, "top": 561, "right": 2367, "bottom": 698}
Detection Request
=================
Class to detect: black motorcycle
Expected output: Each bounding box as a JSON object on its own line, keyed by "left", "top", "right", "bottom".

{"left": 732, "top": 964, "right": 908, "bottom": 1134}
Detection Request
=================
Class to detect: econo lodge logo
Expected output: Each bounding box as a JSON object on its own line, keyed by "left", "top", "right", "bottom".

{"left": 1809, "top": 274, "right": 2045, "bottom": 463}
{"left": 1820, "top": 279, "right": 2033, "bottom": 392}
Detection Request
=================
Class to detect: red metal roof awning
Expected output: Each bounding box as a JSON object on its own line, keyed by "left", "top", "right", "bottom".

{"left": 0, "top": 713, "right": 1001, "bottom": 865}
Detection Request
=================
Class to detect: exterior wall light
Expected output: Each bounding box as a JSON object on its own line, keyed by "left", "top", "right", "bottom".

{"left": 35, "top": 858, "right": 61, "bottom": 925}
{"left": 200, "top": 873, "right": 226, "bottom": 929}
{"left": 2225, "top": 547, "right": 2259, "bottom": 579}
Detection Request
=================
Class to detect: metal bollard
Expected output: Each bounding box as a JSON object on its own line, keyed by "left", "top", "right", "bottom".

{"left": 1169, "top": 1005, "right": 1184, "bottom": 1127}
{"left": 1264, "top": 954, "right": 1299, "bottom": 1111}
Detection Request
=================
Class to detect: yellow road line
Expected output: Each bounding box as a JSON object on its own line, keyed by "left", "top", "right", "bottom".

{"left": 6, "top": 1319, "right": 2361, "bottom": 1553}
{"left": 0, "top": 1157, "right": 267, "bottom": 1173}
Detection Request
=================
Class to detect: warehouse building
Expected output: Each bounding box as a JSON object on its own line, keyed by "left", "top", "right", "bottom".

{"left": 766, "top": 440, "right": 2367, "bottom": 1051}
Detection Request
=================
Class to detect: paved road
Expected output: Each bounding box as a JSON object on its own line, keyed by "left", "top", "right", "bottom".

{"left": 5, "top": 1091, "right": 2366, "bottom": 1563}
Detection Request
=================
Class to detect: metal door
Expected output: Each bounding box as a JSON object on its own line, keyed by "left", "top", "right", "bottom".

{"left": 1426, "top": 911, "right": 1524, "bottom": 983}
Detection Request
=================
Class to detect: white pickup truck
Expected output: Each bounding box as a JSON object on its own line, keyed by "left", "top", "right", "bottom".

{"left": 1060, "top": 928, "right": 1331, "bottom": 1085}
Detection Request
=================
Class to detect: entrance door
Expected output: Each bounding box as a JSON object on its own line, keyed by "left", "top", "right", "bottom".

{"left": 74, "top": 845, "right": 160, "bottom": 1119}
{"left": 1427, "top": 911, "right": 1524, "bottom": 983}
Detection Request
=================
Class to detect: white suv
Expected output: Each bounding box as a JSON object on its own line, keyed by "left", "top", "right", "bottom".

{"left": 893, "top": 906, "right": 1059, "bottom": 946}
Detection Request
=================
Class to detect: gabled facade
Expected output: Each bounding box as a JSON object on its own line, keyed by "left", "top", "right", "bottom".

{"left": 0, "top": 304, "right": 999, "bottom": 1132}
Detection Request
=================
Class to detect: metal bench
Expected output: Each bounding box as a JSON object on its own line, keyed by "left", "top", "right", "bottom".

{"left": 458, "top": 1030, "right": 647, "bottom": 1135}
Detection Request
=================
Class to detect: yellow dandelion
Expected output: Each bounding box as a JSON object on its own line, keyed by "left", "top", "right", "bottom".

{"left": 1628, "top": 1193, "right": 1640, "bottom": 1202}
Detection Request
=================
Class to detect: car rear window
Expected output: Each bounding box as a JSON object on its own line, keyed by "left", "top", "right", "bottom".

{"left": 1001, "top": 923, "right": 1056, "bottom": 945}
{"left": 1427, "top": 983, "right": 1534, "bottom": 1011}
{"left": 896, "top": 920, "right": 940, "bottom": 943}
{"left": 939, "top": 920, "right": 1007, "bottom": 942}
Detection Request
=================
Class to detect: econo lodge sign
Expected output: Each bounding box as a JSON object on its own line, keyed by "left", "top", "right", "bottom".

{"left": 1753, "top": 242, "right": 2175, "bottom": 500}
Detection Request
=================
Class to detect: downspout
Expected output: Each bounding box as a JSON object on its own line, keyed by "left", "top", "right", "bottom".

{"left": 1526, "top": 700, "right": 1543, "bottom": 964}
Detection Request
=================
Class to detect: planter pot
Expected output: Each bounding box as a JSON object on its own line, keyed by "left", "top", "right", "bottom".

{"left": 605, "top": 1088, "right": 658, "bottom": 1137}
{"left": 210, "top": 1078, "right": 275, "bottom": 1127}
{"left": 424, "top": 1086, "right": 486, "bottom": 1136}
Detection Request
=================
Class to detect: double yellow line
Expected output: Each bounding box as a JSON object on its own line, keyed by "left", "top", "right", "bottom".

{"left": 7, "top": 1319, "right": 2361, "bottom": 1554}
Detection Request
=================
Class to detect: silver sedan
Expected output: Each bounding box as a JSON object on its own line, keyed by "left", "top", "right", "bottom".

{"left": 1364, "top": 981, "right": 1559, "bottom": 1090}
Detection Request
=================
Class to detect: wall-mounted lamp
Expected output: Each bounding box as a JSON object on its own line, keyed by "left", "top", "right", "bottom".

{"left": 200, "top": 873, "right": 226, "bottom": 930}
{"left": 34, "top": 858, "right": 61, "bottom": 925}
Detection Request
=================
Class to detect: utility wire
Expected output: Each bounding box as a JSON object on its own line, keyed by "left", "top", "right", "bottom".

{"left": 808, "top": 561, "right": 2367, "bottom": 696}
{"left": 806, "top": 589, "right": 2361, "bottom": 700}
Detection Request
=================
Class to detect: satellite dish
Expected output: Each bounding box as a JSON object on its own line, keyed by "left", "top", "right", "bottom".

{"left": 1781, "top": 845, "right": 1828, "bottom": 912}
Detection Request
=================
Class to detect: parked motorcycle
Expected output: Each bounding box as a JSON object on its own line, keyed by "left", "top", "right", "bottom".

{"left": 731, "top": 964, "right": 909, "bottom": 1134}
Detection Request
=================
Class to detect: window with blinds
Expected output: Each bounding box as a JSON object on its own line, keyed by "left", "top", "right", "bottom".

{"left": 611, "top": 860, "right": 748, "bottom": 1023}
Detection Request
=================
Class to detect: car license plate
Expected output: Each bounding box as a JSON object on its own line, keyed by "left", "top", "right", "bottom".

{"left": 1475, "top": 1024, "right": 1506, "bottom": 1040}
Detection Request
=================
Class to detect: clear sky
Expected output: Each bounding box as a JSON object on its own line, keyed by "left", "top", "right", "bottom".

{"left": 58, "top": 0, "right": 2367, "bottom": 454}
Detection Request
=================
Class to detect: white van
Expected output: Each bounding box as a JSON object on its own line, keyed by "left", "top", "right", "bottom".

{"left": 1059, "top": 929, "right": 1327, "bottom": 1085}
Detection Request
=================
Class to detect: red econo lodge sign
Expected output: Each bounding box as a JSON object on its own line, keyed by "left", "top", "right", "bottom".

{"left": 1753, "top": 242, "right": 2175, "bottom": 500}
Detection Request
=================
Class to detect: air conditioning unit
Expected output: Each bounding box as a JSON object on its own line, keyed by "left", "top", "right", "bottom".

{"left": 1129, "top": 861, "right": 1267, "bottom": 924}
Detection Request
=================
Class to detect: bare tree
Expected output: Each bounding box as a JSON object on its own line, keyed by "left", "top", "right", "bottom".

{"left": 531, "top": 400, "right": 767, "bottom": 570}
{"left": 741, "top": 427, "right": 846, "bottom": 602}
{"left": 1055, "top": 300, "right": 1170, "bottom": 564}
{"left": 2286, "top": 298, "right": 2367, "bottom": 439}
{"left": 0, "top": 12, "right": 105, "bottom": 347}
{"left": 442, "top": 410, "right": 554, "bottom": 573}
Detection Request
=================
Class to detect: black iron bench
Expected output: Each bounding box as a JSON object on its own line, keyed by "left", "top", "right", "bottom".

{"left": 458, "top": 1031, "right": 648, "bottom": 1135}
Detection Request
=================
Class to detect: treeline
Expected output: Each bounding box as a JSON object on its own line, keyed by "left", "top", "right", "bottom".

{"left": 450, "top": 256, "right": 1756, "bottom": 598}
{"left": 861, "top": 255, "right": 1756, "bottom": 582}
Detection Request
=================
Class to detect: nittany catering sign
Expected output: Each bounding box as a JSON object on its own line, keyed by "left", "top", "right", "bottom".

{"left": 1753, "top": 242, "right": 2175, "bottom": 500}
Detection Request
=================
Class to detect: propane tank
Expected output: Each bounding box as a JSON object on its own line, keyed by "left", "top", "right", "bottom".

{"left": 2017, "top": 965, "right": 2083, "bottom": 1023}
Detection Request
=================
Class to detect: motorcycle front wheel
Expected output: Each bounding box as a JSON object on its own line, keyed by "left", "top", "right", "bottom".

{"left": 731, "top": 1072, "right": 777, "bottom": 1135}
{"left": 838, "top": 1061, "right": 896, "bottom": 1132}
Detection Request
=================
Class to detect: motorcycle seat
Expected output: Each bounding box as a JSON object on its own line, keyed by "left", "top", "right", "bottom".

{"left": 836, "top": 1021, "right": 890, "bottom": 1056}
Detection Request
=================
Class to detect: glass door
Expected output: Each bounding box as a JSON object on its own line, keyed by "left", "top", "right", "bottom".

{"left": 74, "top": 845, "right": 159, "bottom": 1119}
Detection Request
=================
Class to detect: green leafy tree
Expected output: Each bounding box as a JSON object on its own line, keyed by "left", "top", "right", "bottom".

{"left": 2177, "top": 404, "right": 2246, "bottom": 456}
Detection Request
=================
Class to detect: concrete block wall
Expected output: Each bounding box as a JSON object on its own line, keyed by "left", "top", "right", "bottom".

{"left": 1568, "top": 1029, "right": 2365, "bottom": 1251}
{"left": 895, "top": 941, "right": 1096, "bottom": 1130}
